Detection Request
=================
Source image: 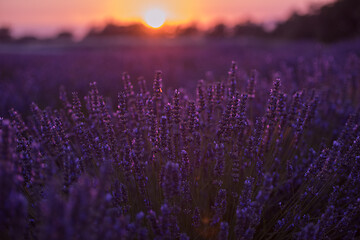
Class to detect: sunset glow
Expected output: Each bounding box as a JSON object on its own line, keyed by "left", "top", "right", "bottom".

{"left": 0, "top": 0, "right": 334, "bottom": 37}
{"left": 144, "top": 8, "right": 166, "bottom": 28}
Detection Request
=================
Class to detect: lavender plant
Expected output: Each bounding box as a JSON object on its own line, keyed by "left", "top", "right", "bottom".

{"left": 1, "top": 57, "right": 360, "bottom": 240}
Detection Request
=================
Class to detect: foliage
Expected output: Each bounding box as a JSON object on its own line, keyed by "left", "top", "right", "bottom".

{"left": 273, "top": 0, "right": 360, "bottom": 42}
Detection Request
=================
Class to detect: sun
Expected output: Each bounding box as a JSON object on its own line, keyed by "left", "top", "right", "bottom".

{"left": 143, "top": 8, "right": 166, "bottom": 28}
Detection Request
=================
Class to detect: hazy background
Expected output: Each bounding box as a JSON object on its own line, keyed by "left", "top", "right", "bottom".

{"left": 0, "top": 0, "right": 333, "bottom": 38}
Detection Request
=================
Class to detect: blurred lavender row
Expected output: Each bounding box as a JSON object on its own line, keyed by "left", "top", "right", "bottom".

{"left": 1, "top": 38, "right": 360, "bottom": 116}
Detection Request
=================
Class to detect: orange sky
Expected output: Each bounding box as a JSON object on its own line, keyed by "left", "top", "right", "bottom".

{"left": 0, "top": 0, "right": 333, "bottom": 38}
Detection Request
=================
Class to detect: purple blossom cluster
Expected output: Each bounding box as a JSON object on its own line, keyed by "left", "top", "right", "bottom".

{"left": 1, "top": 53, "right": 360, "bottom": 240}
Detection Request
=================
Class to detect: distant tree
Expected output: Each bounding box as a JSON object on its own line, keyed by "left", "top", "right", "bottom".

{"left": 272, "top": 12, "right": 317, "bottom": 40}
{"left": 176, "top": 25, "right": 199, "bottom": 37}
{"left": 86, "top": 27, "right": 99, "bottom": 38}
{"left": 86, "top": 23, "right": 148, "bottom": 38}
{"left": 272, "top": 0, "right": 360, "bottom": 42}
{"left": 233, "top": 21, "right": 266, "bottom": 37}
{"left": 314, "top": 0, "right": 360, "bottom": 41}
{"left": 0, "top": 27, "right": 12, "bottom": 43}
{"left": 56, "top": 31, "right": 73, "bottom": 41}
{"left": 16, "top": 36, "right": 38, "bottom": 44}
{"left": 207, "top": 23, "right": 227, "bottom": 38}
{"left": 103, "top": 23, "right": 144, "bottom": 36}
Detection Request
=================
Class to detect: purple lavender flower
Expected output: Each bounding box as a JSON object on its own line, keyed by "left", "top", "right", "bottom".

{"left": 161, "top": 161, "right": 181, "bottom": 202}
{"left": 218, "top": 221, "right": 229, "bottom": 240}
{"left": 213, "top": 143, "right": 225, "bottom": 182}
{"left": 192, "top": 207, "right": 201, "bottom": 228}
{"left": 247, "top": 69, "right": 257, "bottom": 99}
{"left": 211, "top": 189, "right": 227, "bottom": 225}
{"left": 153, "top": 71, "right": 163, "bottom": 101}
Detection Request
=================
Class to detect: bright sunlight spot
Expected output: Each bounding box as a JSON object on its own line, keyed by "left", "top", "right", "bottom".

{"left": 143, "top": 8, "right": 166, "bottom": 28}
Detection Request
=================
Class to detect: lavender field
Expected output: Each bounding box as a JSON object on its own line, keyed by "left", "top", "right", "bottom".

{"left": 1, "top": 38, "right": 360, "bottom": 239}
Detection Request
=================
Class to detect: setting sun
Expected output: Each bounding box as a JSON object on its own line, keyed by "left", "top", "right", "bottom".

{"left": 143, "top": 8, "right": 166, "bottom": 28}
